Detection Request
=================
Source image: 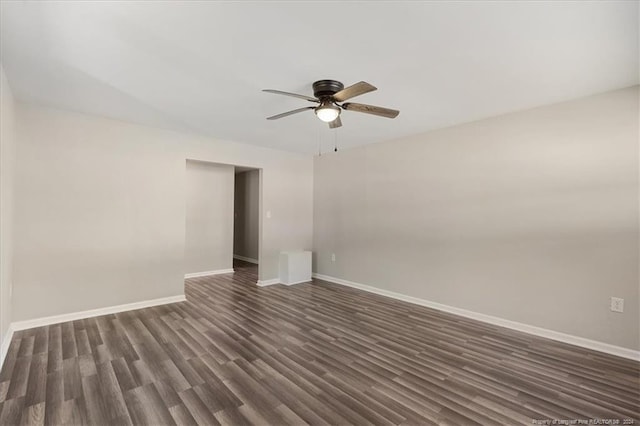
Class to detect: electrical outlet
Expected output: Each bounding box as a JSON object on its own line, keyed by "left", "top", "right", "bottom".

{"left": 610, "top": 297, "right": 624, "bottom": 313}
{"left": 331, "top": 253, "right": 336, "bottom": 262}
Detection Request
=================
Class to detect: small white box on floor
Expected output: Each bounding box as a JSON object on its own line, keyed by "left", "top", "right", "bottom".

{"left": 279, "top": 251, "right": 312, "bottom": 285}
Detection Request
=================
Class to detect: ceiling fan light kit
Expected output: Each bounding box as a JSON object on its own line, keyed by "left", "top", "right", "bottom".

{"left": 263, "top": 79, "right": 399, "bottom": 128}
{"left": 315, "top": 103, "right": 341, "bottom": 122}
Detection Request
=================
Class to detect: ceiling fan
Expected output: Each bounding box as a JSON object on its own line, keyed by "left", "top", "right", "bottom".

{"left": 263, "top": 80, "right": 399, "bottom": 128}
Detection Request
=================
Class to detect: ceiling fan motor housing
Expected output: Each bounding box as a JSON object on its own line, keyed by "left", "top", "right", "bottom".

{"left": 313, "top": 80, "right": 344, "bottom": 99}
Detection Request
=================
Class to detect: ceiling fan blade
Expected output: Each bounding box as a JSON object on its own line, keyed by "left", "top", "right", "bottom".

{"left": 266, "top": 106, "right": 315, "bottom": 120}
{"left": 262, "top": 89, "right": 318, "bottom": 102}
{"left": 332, "top": 81, "right": 377, "bottom": 102}
{"left": 342, "top": 102, "right": 399, "bottom": 118}
{"left": 328, "top": 116, "right": 342, "bottom": 129}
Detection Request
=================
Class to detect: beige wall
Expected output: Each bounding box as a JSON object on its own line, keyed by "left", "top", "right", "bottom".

{"left": 0, "top": 66, "right": 16, "bottom": 346}
{"left": 313, "top": 87, "right": 639, "bottom": 350}
{"left": 185, "top": 161, "right": 234, "bottom": 274}
{"left": 13, "top": 104, "right": 313, "bottom": 321}
{"left": 9, "top": 85, "right": 636, "bottom": 352}
{"left": 234, "top": 170, "right": 259, "bottom": 261}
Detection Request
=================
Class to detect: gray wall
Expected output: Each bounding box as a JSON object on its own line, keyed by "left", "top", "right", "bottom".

{"left": 185, "top": 161, "right": 234, "bottom": 274}
{"left": 12, "top": 104, "right": 313, "bottom": 321}
{"left": 0, "top": 66, "right": 15, "bottom": 347}
{"left": 234, "top": 170, "right": 259, "bottom": 262}
{"left": 313, "top": 87, "right": 639, "bottom": 350}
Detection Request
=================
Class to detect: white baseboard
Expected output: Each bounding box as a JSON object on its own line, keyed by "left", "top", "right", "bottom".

{"left": 185, "top": 269, "right": 234, "bottom": 279}
{"left": 281, "top": 278, "right": 312, "bottom": 286}
{"left": 312, "top": 273, "right": 640, "bottom": 362}
{"left": 257, "top": 278, "right": 280, "bottom": 287}
{"left": 10, "top": 295, "right": 186, "bottom": 332}
{"left": 0, "top": 294, "right": 186, "bottom": 371}
{"left": 233, "top": 255, "right": 258, "bottom": 264}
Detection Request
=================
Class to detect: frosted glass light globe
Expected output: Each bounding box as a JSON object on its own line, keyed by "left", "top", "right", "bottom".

{"left": 315, "top": 105, "right": 340, "bottom": 122}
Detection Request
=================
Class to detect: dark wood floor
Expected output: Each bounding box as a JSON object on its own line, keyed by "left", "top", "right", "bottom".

{"left": 0, "top": 260, "right": 638, "bottom": 425}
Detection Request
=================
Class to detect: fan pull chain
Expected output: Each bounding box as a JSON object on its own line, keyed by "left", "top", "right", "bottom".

{"left": 318, "top": 126, "right": 322, "bottom": 156}
{"left": 334, "top": 128, "right": 338, "bottom": 152}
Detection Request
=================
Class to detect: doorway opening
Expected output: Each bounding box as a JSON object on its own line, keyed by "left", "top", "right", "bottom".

{"left": 184, "top": 160, "right": 262, "bottom": 283}
{"left": 233, "top": 167, "right": 260, "bottom": 275}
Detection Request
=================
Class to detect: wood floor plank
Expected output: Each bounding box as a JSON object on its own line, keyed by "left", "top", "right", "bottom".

{"left": 0, "top": 380, "right": 9, "bottom": 404}
{"left": 19, "top": 400, "right": 45, "bottom": 426}
{"left": 62, "top": 397, "right": 88, "bottom": 426}
{"left": 23, "top": 353, "right": 47, "bottom": 408}
{"left": 0, "top": 396, "right": 24, "bottom": 425}
{"left": 32, "top": 329, "right": 48, "bottom": 357}
{"left": 110, "top": 358, "right": 137, "bottom": 393}
{"left": 124, "top": 383, "right": 176, "bottom": 426}
{"left": 81, "top": 374, "right": 111, "bottom": 425}
{"left": 0, "top": 259, "right": 637, "bottom": 425}
{"left": 95, "top": 361, "right": 132, "bottom": 423}
{"left": 17, "top": 336, "right": 35, "bottom": 359}
{"left": 178, "top": 387, "right": 221, "bottom": 426}
{"left": 168, "top": 402, "right": 198, "bottom": 425}
{"left": 46, "top": 326, "right": 62, "bottom": 375}
{"left": 61, "top": 322, "right": 78, "bottom": 360}
{"left": 43, "top": 370, "right": 63, "bottom": 426}
{"left": 62, "top": 357, "right": 82, "bottom": 401}
{"left": 6, "top": 356, "right": 31, "bottom": 400}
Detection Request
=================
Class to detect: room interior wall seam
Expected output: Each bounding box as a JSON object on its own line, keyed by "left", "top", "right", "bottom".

{"left": 0, "top": 65, "right": 16, "bottom": 359}
{"left": 184, "top": 269, "right": 234, "bottom": 279}
{"left": 312, "top": 273, "right": 640, "bottom": 361}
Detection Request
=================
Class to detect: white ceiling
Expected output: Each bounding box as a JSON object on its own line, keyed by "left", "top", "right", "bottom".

{"left": 1, "top": 1, "right": 637, "bottom": 154}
